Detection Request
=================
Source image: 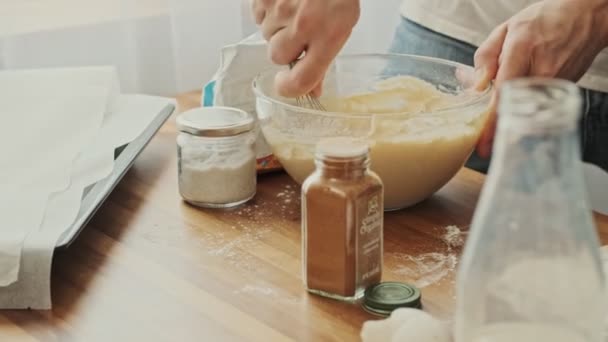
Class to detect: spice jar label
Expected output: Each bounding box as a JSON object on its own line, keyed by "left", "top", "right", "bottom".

{"left": 357, "top": 193, "right": 383, "bottom": 284}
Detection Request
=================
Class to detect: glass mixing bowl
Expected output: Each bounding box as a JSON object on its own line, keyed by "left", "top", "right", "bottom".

{"left": 253, "top": 53, "right": 492, "bottom": 210}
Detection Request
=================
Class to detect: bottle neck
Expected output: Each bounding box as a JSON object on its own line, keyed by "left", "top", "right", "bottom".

{"left": 491, "top": 124, "right": 580, "bottom": 184}
{"left": 488, "top": 79, "right": 584, "bottom": 190}
{"left": 315, "top": 155, "right": 370, "bottom": 180}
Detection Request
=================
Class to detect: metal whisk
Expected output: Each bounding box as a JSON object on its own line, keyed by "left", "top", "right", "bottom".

{"left": 288, "top": 61, "right": 326, "bottom": 111}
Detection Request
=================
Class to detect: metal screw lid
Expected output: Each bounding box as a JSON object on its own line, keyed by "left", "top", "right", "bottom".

{"left": 362, "top": 282, "right": 422, "bottom": 317}
{"left": 177, "top": 106, "right": 254, "bottom": 137}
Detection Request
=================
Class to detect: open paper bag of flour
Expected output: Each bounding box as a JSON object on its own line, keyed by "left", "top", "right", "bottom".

{"left": 202, "top": 32, "right": 282, "bottom": 174}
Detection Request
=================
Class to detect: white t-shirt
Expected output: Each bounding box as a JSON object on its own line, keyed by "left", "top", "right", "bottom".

{"left": 400, "top": 0, "right": 608, "bottom": 93}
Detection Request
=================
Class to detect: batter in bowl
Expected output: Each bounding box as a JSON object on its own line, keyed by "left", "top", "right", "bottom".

{"left": 262, "top": 75, "right": 487, "bottom": 210}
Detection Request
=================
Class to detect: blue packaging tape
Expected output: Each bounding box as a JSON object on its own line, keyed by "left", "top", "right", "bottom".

{"left": 203, "top": 80, "right": 216, "bottom": 107}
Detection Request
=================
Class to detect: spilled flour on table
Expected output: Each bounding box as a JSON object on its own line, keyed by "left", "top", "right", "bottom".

{"left": 442, "top": 225, "right": 465, "bottom": 249}
{"left": 234, "top": 285, "right": 276, "bottom": 296}
{"left": 202, "top": 183, "right": 300, "bottom": 271}
{"left": 391, "top": 225, "right": 467, "bottom": 288}
{"left": 276, "top": 184, "right": 299, "bottom": 213}
{"left": 233, "top": 285, "right": 300, "bottom": 304}
{"left": 203, "top": 204, "right": 271, "bottom": 270}
{"left": 393, "top": 253, "right": 459, "bottom": 288}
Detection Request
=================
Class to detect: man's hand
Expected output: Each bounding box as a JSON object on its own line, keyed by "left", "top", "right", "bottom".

{"left": 252, "top": 0, "right": 360, "bottom": 97}
{"left": 474, "top": 0, "right": 608, "bottom": 158}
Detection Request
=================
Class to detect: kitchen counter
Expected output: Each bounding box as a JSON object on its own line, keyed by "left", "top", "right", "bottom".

{"left": 1, "top": 91, "right": 606, "bottom": 342}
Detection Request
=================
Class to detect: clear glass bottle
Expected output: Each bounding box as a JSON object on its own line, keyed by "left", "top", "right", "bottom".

{"left": 176, "top": 106, "right": 257, "bottom": 208}
{"left": 454, "top": 79, "right": 606, "bottom": 342}
{"left": 302, "top": 137, "right": 384, "bottom": 301}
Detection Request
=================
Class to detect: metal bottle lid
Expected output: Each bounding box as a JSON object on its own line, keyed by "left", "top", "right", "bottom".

{"left": 362, "top": 282, "right": 422, "bottom": 316}
{"left": 177, "top": 106, "right": 254, "bottom": 137}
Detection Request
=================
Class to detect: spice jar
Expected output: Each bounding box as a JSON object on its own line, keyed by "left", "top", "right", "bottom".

{"left": 302, "top": 137, "right": 384, "bottom": 301}
{"left": 177, "top": 106, "right": 257, "bottom": 208}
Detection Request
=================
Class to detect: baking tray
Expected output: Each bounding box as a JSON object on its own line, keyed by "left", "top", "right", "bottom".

{"left": 55, "top": 103, "right": 176, "bottom": 249}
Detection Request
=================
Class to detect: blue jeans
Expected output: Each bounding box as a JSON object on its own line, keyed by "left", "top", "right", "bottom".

{"left": 388, "top": 18, "right": 608, "bottom": 173}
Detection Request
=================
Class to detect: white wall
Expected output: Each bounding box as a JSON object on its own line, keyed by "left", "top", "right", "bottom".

{"left": 0, "top": 0, "right": 404, "bottom": 96}
{"left": 344, "top": 0, "right": 404, "bottom": 54}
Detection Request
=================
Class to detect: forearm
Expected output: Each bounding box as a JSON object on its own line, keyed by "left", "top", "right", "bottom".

{"left": 585, "top": 0, "right": 608, "bottom": 47}
{"left": 601, "top": 1, "right": 608, "bottom": 47}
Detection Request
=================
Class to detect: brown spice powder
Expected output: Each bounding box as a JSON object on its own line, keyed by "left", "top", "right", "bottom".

{"left": 303, "top": 158, "right": 383, "bottom": 299}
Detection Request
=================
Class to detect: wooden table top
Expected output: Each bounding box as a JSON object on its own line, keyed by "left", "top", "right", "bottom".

{"left": 1, "top": 91, "right": 606, "bottom": 342}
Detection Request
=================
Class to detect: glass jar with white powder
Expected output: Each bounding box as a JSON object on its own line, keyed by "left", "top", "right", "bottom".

{"left": 177, "top": 106, "right": 257, "bottom": 208}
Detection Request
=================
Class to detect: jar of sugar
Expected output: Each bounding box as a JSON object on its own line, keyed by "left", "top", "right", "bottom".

{"left": 176, "top": 106, "right": 257, "bottom": 208}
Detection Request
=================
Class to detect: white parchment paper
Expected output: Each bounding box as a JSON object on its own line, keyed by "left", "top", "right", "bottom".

{"left": 0, "top": 91, "right": 172, "bottom": 309}
{"left": 0, "top": 67, "right": 118, "bottom": 286}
